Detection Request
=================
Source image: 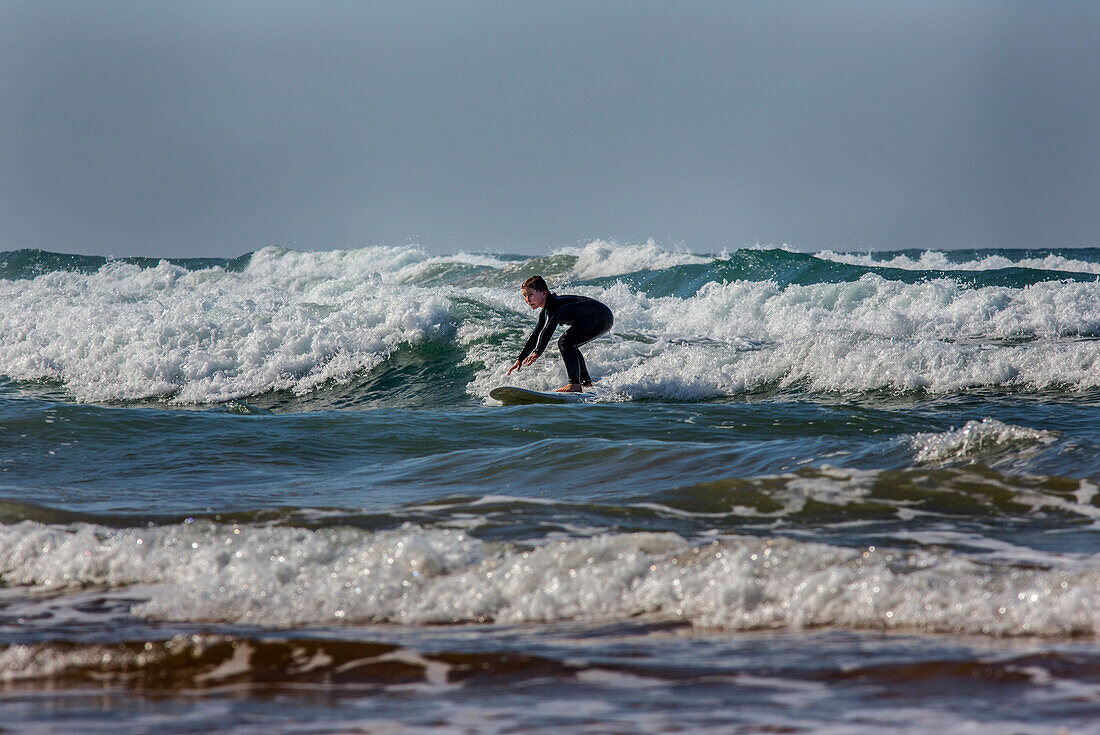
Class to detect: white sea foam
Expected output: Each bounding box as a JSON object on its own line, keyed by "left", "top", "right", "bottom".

{"left": 912, "top": 419, "right": 1058, "bottom": 463}
{"left": 390, "top": 251, "right": 510, "bottom": 284}
{"left": 0, "top": 246, "right": 455, "bottom": 402}
{"left": 3, "top": 520, "right": 1100, "bottom": 636}
{"left": 4, "top": 244, "right": 1100, "bottom": 403}
{"left": 818, "top": 249, "right": 1100, "bottom": 275}
{"left": 562, "top": 240, "right": 711, "bottom": 279}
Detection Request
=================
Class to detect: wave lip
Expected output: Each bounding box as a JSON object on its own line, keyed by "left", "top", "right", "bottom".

{"left": 912, "top": 419, "right": 1058, "bottom": 464}
{"left": 3, "top": 521, "right": 1099, "bottom": 637}
{"left": 562, "top": 240, "right": 712, "bottom": 280}
{"left": 818, "top": 249, "right": 1100, "bottom": 275}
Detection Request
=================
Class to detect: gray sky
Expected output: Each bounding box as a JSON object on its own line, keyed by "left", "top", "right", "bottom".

{"left": 2, "top": 1, "right": 1098, "bottom": 258}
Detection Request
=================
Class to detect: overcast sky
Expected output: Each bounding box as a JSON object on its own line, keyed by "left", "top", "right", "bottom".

{"left": 2, "top": 1, "right": 1098, "bottom": 258}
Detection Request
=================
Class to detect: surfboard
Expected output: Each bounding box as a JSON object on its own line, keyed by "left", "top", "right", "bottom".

{"left": 490, "top": 385, "right": 593, "bottom": 405}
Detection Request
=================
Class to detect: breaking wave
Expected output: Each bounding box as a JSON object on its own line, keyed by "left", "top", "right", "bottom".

{"left": 1, "top": 516, "right": 1098, "bottom": 636}
{"left": 1, "top": 242, "right": 1099, "bottom": 405}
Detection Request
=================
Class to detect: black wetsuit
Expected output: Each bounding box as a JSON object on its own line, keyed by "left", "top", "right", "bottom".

{"left": 517, "top": 293, "right": 614, "bottom": 385}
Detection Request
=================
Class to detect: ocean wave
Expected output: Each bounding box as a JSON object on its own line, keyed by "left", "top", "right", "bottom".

{"left": 0, "top": 634, "right": 485, "bottom": 688}
{"left": 912, "top": 419, "right": 1058, "bottom": 464}
{"left": 819, "top": 249, "right": 1100, "bottom": 275}
{"left": 559, "top": 240, "right": 711, "bottom": 280}
{"left": 2, "top": 520, "right": 1099, "bottom": 636}
{"left": 3, "top": 244, "right": 1100, "bottom": 403}
{"left": 0, "top": 248, "right": 455, "bottom": 403}
{"left": 2, "top": 463, "right": 1094, "bottom": 540}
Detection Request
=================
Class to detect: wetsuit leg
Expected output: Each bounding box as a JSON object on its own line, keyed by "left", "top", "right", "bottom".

{"left": 557, "top": 305, "right": 613, "bottom": 385}
{"left": 557, "top": 335, "right": 586, "bottom": 385}
{"left": 576, "top": 353, "right": 592, "bottom": 386}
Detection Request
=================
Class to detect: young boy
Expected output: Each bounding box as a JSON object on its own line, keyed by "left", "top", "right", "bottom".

{"left": 507, "top": 276, "right": 614, "bottom": 392}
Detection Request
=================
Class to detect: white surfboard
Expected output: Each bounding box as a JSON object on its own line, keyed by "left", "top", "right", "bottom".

{"left": 489, "top": 385, "right": 594, "bottom": 405}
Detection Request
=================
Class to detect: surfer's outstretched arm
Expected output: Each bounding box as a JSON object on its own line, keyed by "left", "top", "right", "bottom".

{"left": 506, "top": 351, "right": 540, "bottom": 375}
{"left": 509, "top": 305, "right": 547, "bottom": 374}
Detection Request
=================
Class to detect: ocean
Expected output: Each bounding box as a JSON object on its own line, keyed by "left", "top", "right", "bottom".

{"left": 2, "top": 241, "right": 1100, "bottom": 733}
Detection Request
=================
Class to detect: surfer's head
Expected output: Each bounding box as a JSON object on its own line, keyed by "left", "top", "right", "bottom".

{"left": 521, "top": 276, "right": 549, "bottom": 309}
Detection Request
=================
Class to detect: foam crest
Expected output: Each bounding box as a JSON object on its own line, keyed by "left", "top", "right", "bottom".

{"left": 241, "top": 244, "right": 434, "bottom": 283}
{"left": 6, "top": 244, "right": 1100, "bottom": 402}
{"left": 4, "top": 520, "right": 1100, "bottom": 636}
{"left": 391, "top": 252, "right": 509, "bottom": 284}
{"left": 0, "top": 247, "right": 454, "bottom": 402}
{"left": 563, "top": 240, "right": 711, "bottom": 279}
{"left": 818, "top": 249, "right": 1100, "bottom": 275}
{"left": 912, "top": 419, "right": 1058, "bottom": 463}
{"left": 245, "top": 244, "right": 509, "bottom": 286}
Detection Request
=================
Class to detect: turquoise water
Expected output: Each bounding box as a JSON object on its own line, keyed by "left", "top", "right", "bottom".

{"left": 2, "top": 242, "right": 1100, "bottom": 733}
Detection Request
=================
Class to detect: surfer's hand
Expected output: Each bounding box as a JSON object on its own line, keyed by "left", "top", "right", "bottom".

{"left": 523, "top": 353, "right": 539, "bottom": 368}
{"left": 507, "top": 359, "right": 522, "bottom": 375}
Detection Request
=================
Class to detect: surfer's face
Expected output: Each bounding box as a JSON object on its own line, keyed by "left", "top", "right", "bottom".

{"left": 522, "top": 288, "right": 547, "bottom": 309}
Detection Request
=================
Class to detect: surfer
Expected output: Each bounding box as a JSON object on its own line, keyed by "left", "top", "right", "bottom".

{"left": 506, "top": 276, "right": 614, "bottom": 392}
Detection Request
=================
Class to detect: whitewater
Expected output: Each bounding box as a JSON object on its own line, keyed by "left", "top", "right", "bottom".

{"left": 3, "top": 241, "right": 1100, "bottom": 404}
{"left": 2, "top": 241, "right": 1100, "bottom": 733}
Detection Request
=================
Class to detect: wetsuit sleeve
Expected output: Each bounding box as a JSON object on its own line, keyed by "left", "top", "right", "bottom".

{"left": 533, "top": 310, "right": 565, "bottom": 356}
{"left": 516, "top": 308, "right": 547, "bottom": 362}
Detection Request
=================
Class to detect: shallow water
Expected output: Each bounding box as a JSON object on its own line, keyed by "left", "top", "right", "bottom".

{"left": 2, "top": 242, "right": 1100, "bottom": 732}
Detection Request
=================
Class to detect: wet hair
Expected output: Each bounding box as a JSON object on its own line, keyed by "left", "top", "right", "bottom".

{"left": 521, "top": 275, "right": 549, "bottom": 293}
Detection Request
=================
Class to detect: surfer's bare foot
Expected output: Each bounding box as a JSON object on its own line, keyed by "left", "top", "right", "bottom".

{"left": 557, "top": 383, "right": 583, "bottom": 393}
